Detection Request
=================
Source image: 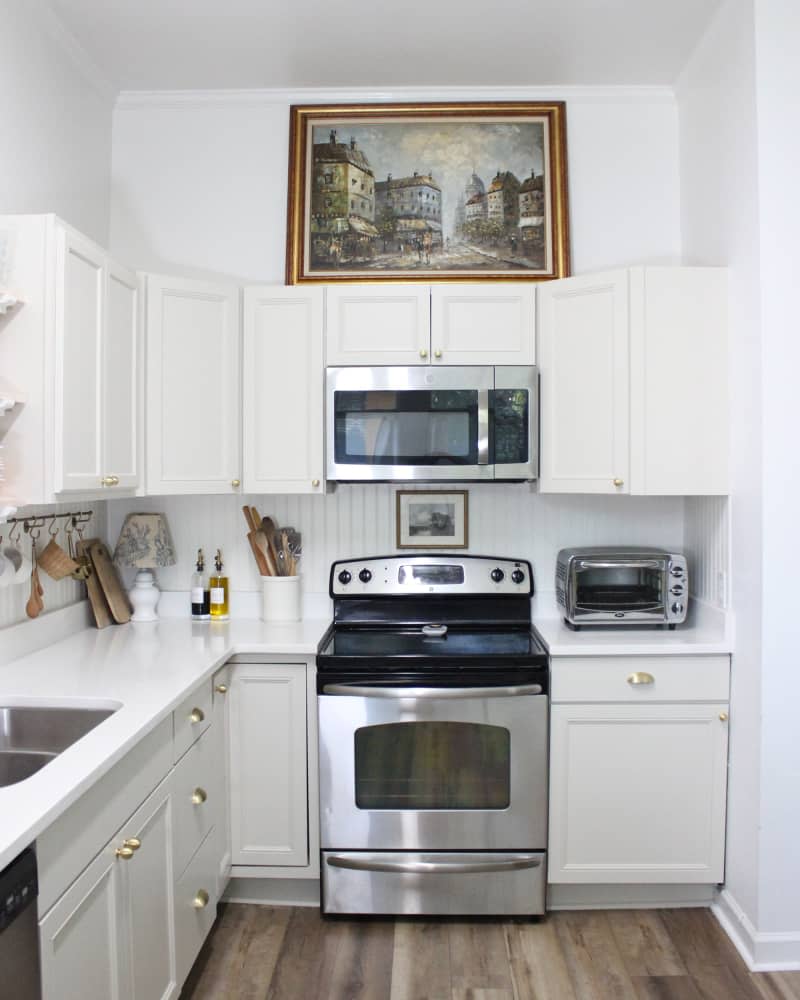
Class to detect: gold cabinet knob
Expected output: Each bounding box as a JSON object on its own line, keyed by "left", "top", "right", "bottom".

{"left": 191, "top": 787, "right": 208, "bottom": 805}
{"left": 189, "top": 707, "right": 205, "bottom": 724}
{"left": 627, "top": 671, "right": 655, "bottom": 685}
{"left": 719, "top": 711, "right": 729, "bottom": 722}
{"left": 215, "top": 683, "right": 228, "bottom": 694}
{"left": 613, "top": 478, "right": 624, "bottom": 487}
{"left": 193, "top": 889, "right": 210, "bottom": 909}
{"left": 115, "top": 846, "right": 135, "bottom": 860}
{"left": 100, "top": 476, "right": 119, "bottom": 486}
{"left": 312, "top": 479, "right": 320, "bottom": 487}
{"left": 123, "top": 838, "right": 141, "bottom": 851}
{"left": 419, "top": 348, "right": 428, "bottom": 358}
{"left": 434, "top": 349, "right": 442, "bottom": 359}
{"left": 231, "top": 479, "right": 241, "bottom": 488}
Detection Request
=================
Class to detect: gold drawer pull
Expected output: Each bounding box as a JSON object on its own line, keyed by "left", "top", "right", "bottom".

{"left": 191, "top": 787, "right": 208, "bottom": 805}
{"left": 101, "top": 476, "right": 119, "bottom": 486}
{"left": 123, "top": 838, "right": 141, "bottom": 851}
{"left": 116, "top": 846, "right": 135, "bottom": 860}
{"left": 189, "top": 707, "right": 205, "bottom": 724}
{"left": 193, "top": 889, "right": 210, "bottom": 909}
{"left": 627, "top": 671, "right": 655, "bottom": 685}
{"left": 215, "top": 684, "right": 228, "bottom": 694}
{"left": 613, "top": 478, "right": 624, "bottom": 487}
{"left": 719, "top": 711, "right": 729, "bottom": 722}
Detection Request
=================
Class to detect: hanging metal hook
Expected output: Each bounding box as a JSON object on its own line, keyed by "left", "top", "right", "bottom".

{"left": 48, "top": 514, "right": 60, "bottom": 538}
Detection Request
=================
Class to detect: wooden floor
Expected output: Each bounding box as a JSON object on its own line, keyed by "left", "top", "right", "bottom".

{"left": 181, "top": 903, "right": 800, "bottom": 1000}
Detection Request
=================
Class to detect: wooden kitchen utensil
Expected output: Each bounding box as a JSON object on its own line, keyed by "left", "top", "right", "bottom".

{"left": 25, "top": 542, "right": 43, "bottom": 619}
{"left": 260, "top": 517, "right": 283, "bottom": 575}
{"left": 252, "top": 530, "right": 276, "bottom": 576}
{"left": 87, "top": 540, "right": 132, "bottom": 624}
{"left": 76, "top": 538, "right": 114, "bottom": 629}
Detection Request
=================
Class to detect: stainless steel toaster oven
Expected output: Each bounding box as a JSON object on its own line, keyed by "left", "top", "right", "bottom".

{"left": 555, "top": 547, "right": 688, "bottom": 629}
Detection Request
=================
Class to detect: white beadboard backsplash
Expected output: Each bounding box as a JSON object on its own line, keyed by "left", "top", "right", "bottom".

{"left": 684, "top": 495, "right": 730, "bottom": 608}
{"left": 104, "top": 487, "right": 689, "bottom": 613}
{"left": 0, "top": 502, "right": 107, "bottom": 630}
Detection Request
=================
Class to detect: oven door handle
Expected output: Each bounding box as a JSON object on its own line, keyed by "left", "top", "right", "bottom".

{"left": 326, "top": 854, "right": 543, "bottom": 875}
{"left": 321, "top": 683, "right": 543, "bottom": 698}
{"left": 574, "top": 559, "right": 662, "bottom": 571}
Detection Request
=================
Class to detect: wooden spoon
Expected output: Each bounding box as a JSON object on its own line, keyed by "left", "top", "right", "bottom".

{"left": 252, "top": 530, "right": 276, "bottom": 576}
{"left": 260, "top": 517, "right": 283, "bottom": 575}
{"left": 26, "top": 544, "right": 42, "bottom": 618}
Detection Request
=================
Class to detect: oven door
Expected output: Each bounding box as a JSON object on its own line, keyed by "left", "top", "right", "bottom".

{"left": 318, "top": 682, "right": 548, "bottom": 851}
{"left": 569, "top": 558, "right": 668, "bottom": 624}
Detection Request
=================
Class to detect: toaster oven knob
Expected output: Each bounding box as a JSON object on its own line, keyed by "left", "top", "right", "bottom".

{"left": 358, "top": 568, "right": 373, "bottom": 583}
{"left": 490, "top": 568, "right": 505, "bottom": 583}
{"left": 671, "top": 566, "right": 684, "bottom": 577}
{"left": 671, "top": 602, "right": 685, "bottom": 616}
{"left": 511, "top": 569, "right": 525, "bottom": 584}
{"left": 337, "top": 570, "right": 352, "bottom": 585}
{"left": 670, "top": 585, "right": 684, "bottom": 596}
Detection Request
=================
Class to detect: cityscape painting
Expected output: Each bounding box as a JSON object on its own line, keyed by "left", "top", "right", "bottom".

{"left": 286, "top": 103, "right": 570, "bottom": 283}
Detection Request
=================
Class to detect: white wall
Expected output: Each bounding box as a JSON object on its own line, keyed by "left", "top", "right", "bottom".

{"left": 109, "top": 87, "right": 681, "bottom": 278}
{"left": 0, "top": 2, "right": 114, "bottom": 244}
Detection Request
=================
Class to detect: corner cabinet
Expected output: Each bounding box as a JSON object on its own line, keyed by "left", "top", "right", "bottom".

{"left": 325, "top": 283, "right": 535, "bottom": 366}
{"left": 548, "top": 655, "right": 730, "bottom": 884}
{"left": 242, "top": 287, "right": 324, "bottom": 493}
{"left": 537, "top": 267, "right": 728, "bottom": 495}
{"left": 145, "top": 275, "right": 241, "bottom": 495}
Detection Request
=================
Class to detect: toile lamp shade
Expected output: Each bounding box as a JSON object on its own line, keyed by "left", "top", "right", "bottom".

{"left": 113, "top": 513, "right": 177, "bottom": 570}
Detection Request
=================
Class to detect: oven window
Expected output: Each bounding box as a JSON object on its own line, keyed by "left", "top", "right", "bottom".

{"left": 334, "top": 390, "right": 479, "bottom": 466}
{"left": 575, "top": 564, "right": 665, "bottom": 611}
{"left": 353, "top": 721, "right": 510, "bottom": 810}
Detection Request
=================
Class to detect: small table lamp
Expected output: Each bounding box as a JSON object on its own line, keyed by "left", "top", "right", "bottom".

{"left": 113, "top": 513, "right": 176, "bottom": 622}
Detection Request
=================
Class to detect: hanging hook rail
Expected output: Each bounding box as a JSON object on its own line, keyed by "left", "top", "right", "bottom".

{"left": 4, "top": 509, "right": 94, "bottom": 535}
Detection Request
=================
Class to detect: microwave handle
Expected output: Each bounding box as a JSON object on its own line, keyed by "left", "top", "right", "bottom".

{"left": 574, "top": 560, "right": 662, "bottom": 571}
{"left": 477, "top": 389, "right": 489, "bottom": 465}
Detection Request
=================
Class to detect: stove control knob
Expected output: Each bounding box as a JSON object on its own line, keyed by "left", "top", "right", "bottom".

{"left": 511, "top": 569, "right": 525, "bottom": 584}
{"left": 358, "top": 568, "right": 373, "bottom": 584}
{"left": 337, "top": 570, "right": 352, "bottom": 586}
{"left": 490, "top": 568, "right": 505, "bottom": 583}
{"left": 672, "top": 602, "right": 685, "bottom": 616}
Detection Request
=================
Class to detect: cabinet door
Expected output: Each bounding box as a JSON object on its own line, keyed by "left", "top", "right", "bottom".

{"left": 103, "top": 261, "right": 139, "bottom": 491}
{"left": 40, "top": 841, "right": 127, "bottom": 1000}
{"left": 430, "top": 284, "right": 535, "bottom": 365}
{"left": 146, "top": 275, "right": 241, "bottom": 495}
{"left": 54, "top": 228, "right": 105, "bottom": 493}
{"left": 229, "top": 663, "right": 308, "bottom": 867}
{"left": 538, "top": 271, "right": 629, "bottom": 493}
{"left": 326, "top": 285, "right": 431, "bottom": 365}
{"left": 549, "top": 702, "right": 729, "bottom": 884}
{"left": 243, "top": 286, "right": 324, "bottom": 493}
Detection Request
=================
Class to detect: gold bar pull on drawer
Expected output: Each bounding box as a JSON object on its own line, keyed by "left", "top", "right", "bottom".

{"left": 627, "top": 671, "right": 655, "bottom": 685}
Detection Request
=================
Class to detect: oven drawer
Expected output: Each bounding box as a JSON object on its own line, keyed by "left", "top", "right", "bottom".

{"left": 550, "top": 656, "right": 730, "bottom": 703}
{"left": 321, "top": 851, "right": 546, "bottom": 915}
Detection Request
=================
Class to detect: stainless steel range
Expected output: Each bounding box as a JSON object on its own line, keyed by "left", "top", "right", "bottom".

{"left": 316, "top": 554, "right": 549, "bottom": 916}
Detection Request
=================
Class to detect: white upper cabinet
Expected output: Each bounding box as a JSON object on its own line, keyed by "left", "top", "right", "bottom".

{"left": 103, "top": 261, "right": 139, "bottom": 491}
{"left": 146, "top": 275, "right": 241, "bottom": 495}
{"left": 243, "top": 286, "right": 324, "bottom": 494}
{"left": 325, "top": 283, "right": 535, "bottom": 366}
{"left": 326, "top": 285, "right": 430, "bottom": 365}
{"left": 430, "top": 284, "right": 535, "bottom": 365}
{"left": 538, "top": 266, "right": 728, "bottom": 495}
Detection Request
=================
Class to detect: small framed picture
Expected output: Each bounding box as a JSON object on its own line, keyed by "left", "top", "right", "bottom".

{"left": 396, "top": 490, "right": 469, "bottom": 549}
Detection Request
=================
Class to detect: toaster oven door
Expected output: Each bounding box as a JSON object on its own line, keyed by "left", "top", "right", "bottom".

{"left": 569, "top": 559, "right": 668, "bottom": 623}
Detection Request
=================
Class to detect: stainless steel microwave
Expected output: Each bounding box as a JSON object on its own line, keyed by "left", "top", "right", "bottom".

{"left": 326, "top": 366, "right": 538, "bottom": 482}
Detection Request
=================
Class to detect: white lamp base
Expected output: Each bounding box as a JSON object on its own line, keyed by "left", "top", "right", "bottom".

{"left": 129, "top": 569, "right": 160, "bottom": 622}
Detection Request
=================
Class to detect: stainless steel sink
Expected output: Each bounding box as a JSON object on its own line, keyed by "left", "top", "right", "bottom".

{"left": 0, "top": 705, "right": 117, "bottom": 787}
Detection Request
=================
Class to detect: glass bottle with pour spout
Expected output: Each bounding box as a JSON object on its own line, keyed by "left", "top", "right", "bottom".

{"left": 191, "top": 549, "right": 210, "bottom": 620}
{"left": 209, "top": 548, "right": 230, "bottom": 620}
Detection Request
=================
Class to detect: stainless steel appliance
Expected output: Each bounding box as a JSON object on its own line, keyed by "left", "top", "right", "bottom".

{"left": 326, "top": 365, "right": 538, "bottom": 482}
{"left": 316, "top": 554, "right": 549, "bottom": 916}
{"left": 0, "top": 847, "right": 40, "bottom": 999}
{"left": 556, "top": 546, "right": 689, "bottom": 629}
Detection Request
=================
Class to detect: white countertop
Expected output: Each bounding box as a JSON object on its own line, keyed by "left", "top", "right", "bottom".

{"left": 0, "top": 617, "right": 330, "bottom": 872}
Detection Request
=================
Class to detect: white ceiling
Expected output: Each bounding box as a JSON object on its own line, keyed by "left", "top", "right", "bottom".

{"left": 47, "top": 0, "right": 722, "bottom": 92}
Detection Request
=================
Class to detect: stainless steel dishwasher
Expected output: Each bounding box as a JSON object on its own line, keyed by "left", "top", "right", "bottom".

{"left": 0, "top": 847, "right": 40, "bottom": 999}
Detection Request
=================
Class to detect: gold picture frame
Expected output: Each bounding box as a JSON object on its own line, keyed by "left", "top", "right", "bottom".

{"left": 287, "top": 102, "right": 570, "bottom": 284}
{"left": 396, "top": 490, "right": 469, "bottom": 550}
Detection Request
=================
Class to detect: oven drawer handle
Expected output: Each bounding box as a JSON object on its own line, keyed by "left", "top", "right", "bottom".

{"left": 326, "top": 855, "right": 542, "bottom": 875}
{"left": 321, "top": 683, "right": 543, "bottom": 698}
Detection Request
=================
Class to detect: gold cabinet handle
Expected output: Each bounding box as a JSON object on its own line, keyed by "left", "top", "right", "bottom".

{"left": 101, "top": 476, "right": 119, "bottom": 486}
{"left": 613, "top": 478, "right": 624, "bottom": 487}
{"left": 123, "top": 838, "right": 141, "bottom": 851}
{"left": 627, "top": 671, "right": 655, "bottom": 685}
{"left": 231, "top": 479, "right": 241, "bottom": 488}
{"left": 190, "top": 707, "right": 205, "bottom": 724}
{"left": 312, "top": 479, "right": 320, "bottom": 487}
{"left": 193, "top": 889, "right": 210, "bottom": 909}
{"left": 719, "top": 711, "right": 729, "bottom": 722}
{"left": 434, "top": 349, "right": 442, "bottom": 359}
{"left": 191, "top": 787, "right": 208, "bottom": 805}
{"left": 419, "top": 348, "right": 428, "bottom": 358}
{"left": 116, "top": 846, "right": 135, "bottom": 860}
{"left": 215, "top": 683, "right": 228, "bottom": 694}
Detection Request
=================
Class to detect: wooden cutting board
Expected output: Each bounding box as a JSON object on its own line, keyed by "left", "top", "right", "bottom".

{"left": 87, "top": 540, "right": 133, "bottom": 624}
{"left": 76, "top": 538, "right": 114, "bottom": 629}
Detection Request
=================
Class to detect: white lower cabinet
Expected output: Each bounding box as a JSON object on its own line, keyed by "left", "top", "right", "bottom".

{"left": 548, "top": 656, "right": 730, "bottom": 884}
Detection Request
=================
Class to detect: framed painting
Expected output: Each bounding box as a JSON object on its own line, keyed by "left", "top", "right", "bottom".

{"left": 286, "top": 102, "right": 569, "bottom": 284}
{"left": 396, "top": 490, "right": 469, "bottom": 549}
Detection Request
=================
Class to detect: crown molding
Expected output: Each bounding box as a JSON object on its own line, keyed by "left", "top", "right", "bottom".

{"left": 30, "top": 0, "right": 117, "bottom": 104}
{"left": 115, "top": 84, "right": 676, "bottom": 112}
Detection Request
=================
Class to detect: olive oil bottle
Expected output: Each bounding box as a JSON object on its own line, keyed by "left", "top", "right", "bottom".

{"left": 191, "top": 548, "right": 210, "bottom": 620}
{"left": 209, "top": 548, "right": 230, "bottom": 620}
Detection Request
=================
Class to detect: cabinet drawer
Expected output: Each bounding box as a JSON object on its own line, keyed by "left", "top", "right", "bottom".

{"left": 173, "top": 682, "right": 212, "bottom": 762}
{"left": 172, "top": 728, "right": 220, "bottom": 878}
{"left": 175, "top": 827, "right": 218, "bottom": 988}
{"left": 550, "top": 655, "right": 730, "bottom": 704}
